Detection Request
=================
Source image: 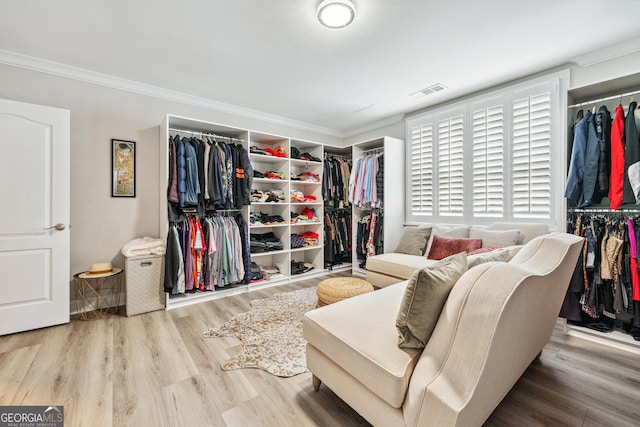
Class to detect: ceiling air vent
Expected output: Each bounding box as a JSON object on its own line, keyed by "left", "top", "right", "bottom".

{"left": 352, "top": 104, "right": 375, "bottom": 114}
{"left": 410, "top": 83, "right": 447, "bottom": 97}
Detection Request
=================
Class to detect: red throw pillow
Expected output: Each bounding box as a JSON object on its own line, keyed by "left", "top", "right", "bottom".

{"left": 427, "top": 235, "right": 483, "bottom": 260}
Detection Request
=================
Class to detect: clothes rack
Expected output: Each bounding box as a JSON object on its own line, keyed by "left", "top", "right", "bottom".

{"left": 212, "top": 209, "right": 242, "bottom": 215}
{"left": 567, "top": 89, "right": 640, "bottom": 109}
{"left": 350, "top": 151, "right": 384, "bottom": 209}
{"left": 169, "top": 127, "right": 244, "bottom": 143}
{"left": 360, "top": 147, "right": 383, "bottom": 155}
{"left": 569, "top": 207, "right": 640, "bottom": 214}
{"left": 325, "top": 153, "right": 351, "bottom": 159}
{"left": 562, "top": 212, "right": 640, "bottom": 342}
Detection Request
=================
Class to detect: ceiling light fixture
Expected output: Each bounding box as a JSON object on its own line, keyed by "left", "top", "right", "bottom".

{"left": 317, "top": 0, "right": 356, "bottom": 29}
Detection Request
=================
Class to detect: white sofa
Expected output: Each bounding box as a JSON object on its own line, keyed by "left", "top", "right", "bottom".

{"left": 303, "top": 232, "right": 583, "bottom": 427}
{"left": 366, "top": 222, "right": 550, "bottom": 288}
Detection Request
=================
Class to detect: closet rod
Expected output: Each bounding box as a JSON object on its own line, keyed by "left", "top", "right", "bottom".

{"left": 180, "top": 208, "right": 241, "bottom": 217}
{"left": 212, "top": 209, "right": 241, "bottom": 216}
{"left": 568, "top": 207, "right": 640, "bottom": 213}
{"left": 567, "top": 89, "right": 640, "bottom": 109}
{"left": 325, "top": 152, "right": 351, "bottom": 159}
{"left": 169, "top": 127, "right": 245, "bottom": 142}
{"left": 360, "top": 147, "right": 383, "bottom": 155}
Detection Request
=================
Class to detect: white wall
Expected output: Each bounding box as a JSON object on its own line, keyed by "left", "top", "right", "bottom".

{"left": 0, "top": 64, "right": 341, "bottom": 293}
{"left": 343, "top": 119, "right": 404, "bottom": 146}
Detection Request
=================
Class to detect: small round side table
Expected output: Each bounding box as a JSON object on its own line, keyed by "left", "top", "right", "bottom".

{"left": 73, "top": 270, "right": 123, "bottom": 319}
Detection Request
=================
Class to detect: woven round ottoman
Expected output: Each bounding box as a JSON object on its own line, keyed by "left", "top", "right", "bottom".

{"left": 316, "top": 277, "right": 374, "bottom": 307}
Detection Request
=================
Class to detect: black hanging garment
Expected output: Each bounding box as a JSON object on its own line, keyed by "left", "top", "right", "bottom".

{"left": 595, "top": 105, "right": 612, "bottom": 200}
{"left": 623, "top": 101, "right": 639, "bottom": 203}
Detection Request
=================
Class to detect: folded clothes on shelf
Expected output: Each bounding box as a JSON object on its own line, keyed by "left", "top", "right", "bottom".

{"left": 263, "top": 146, "right": 287, "bottom": 158}
{"left": 290, "top": 147, "right": 320, "bottom": 162}
{"left": 291, "top": 233, "right": 305, "bottom": 248}
{"left": 251, "top": 189, "right": 285, "bottom": 203}
{"left": 291, "top": 171, "right": 320, "bottom": 182}
{"left": 298, "top": 231, "right": 319, "bottom": 246}
{"left": 250, "top": 261, "right": 263, "bottom": 281}
{"left": 291, "top": 260, "right": 315, "bottom": 275}
{"left": 252, "top": 263, "right": 280, "bottom": 280}
{"left": 253, "top": 170, "right": 285, "bottom": 180}
{"left": 291, "top": 207, "right": 319, "bottom": 223}
{"left": 300, "top": 152, "right": 321, "bottom": 162}
{"left": 250, "top": 146, "right": 268, "bottom": 155}
{"left": 290, "top": 188, "right": 317, "bottom": 203}
{"left": 251, "top": 145, "right": 287, "bottom": 158}
{"left": 250, "top": 232, "right": 283, "bottom": 253}
{"left": 265, "top": 171, "right": 285, "bottom": 180}
{"left": 250, "top": 212, "right": 285, "bottom": 226}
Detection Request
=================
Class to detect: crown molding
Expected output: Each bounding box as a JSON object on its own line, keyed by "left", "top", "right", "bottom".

{"left": 571, "top": 35, "right": 640, "bottom": 67}
{"left": 0, "top": 49, "right": 343, "bottom": 138}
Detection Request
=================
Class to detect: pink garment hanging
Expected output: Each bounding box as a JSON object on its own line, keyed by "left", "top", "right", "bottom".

{"left": 628, "top": 219, "right": 640, "bottom": 301}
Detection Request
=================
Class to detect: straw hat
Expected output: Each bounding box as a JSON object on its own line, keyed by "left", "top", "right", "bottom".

{"left": 78, "top": 262, "right": 122, "bottom": 278}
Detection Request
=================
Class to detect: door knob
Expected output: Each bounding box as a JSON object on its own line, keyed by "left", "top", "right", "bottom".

{"left": 45, "top": 223, "right": 66, "bottom": 231}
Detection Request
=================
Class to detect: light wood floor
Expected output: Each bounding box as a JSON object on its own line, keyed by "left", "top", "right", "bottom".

{"left": 1, "top": 271, "right": 639, "bottom": 427}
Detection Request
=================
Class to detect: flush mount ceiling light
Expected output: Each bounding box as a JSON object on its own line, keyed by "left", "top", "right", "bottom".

{"left": 317, "top": 0, "right": 356, "bottom": 29}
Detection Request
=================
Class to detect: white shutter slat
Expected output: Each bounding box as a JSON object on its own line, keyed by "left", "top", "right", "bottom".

{"left": 511, "top": 91, "right": 551, "bottom": 218}
{"left": 409, "top": 121, "right": 433, "bottom": 215}
{"left": 472, "top": 103, "right": 504, "bottom": 216}
{"left": 438, "top": 114, "right": 464, "bottom": 216}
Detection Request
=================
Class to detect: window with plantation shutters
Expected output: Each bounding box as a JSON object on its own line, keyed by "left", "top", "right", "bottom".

{"left": 405, "top": 73, "right": 563, "bottom": 227}
{"left": 511, "top": 91, "right": 551, "bottom": 218}
{"left": 472, "top": 104, "right": 504, "bottom": 217}
{"left": 409, "top": 122, "right": 433, "bottom": 215}
{"left": 438, "top": 114, "right": 464, "bottom": 216}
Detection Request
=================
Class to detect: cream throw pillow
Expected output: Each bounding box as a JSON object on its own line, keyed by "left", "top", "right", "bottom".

{"left": 469, "top": 227, "right": 520, "bottom": 247}
{"left": 467, "top": 248, "right": 512, "bottom": 269}
{"left": 395, "top": 225, "right": 433, "bottom": 256}
{"left": 396, "top": 252, "right": 468, "bottom": 349}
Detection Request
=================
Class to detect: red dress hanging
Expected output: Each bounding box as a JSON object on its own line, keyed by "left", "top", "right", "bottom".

{"left": 608, "top": 105, "right": 625, "bottom": 209}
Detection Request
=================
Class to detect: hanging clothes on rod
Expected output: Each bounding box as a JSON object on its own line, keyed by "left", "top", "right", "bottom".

{"left": 323, "top": 153, "right": 351, "bottom": 208}
{"left": 562, "top": 211, "right": 640, "bottom": 341}
{"left": 355, "top": 210, "right": 383, "bottom": 267}
{"left": 167, "top": 133, "right": 252, "bottom": 216}
{"left": 349, "top": 152, "right": 384, "bottom": 209}
{"left": 164, "top": 212, "right": 249, "bottom": 294}
{"left": 565, "top": 98, "right": 640, "bottom": 211}
{"left": 324, "top": 207, "right": 352, "bottom": 268}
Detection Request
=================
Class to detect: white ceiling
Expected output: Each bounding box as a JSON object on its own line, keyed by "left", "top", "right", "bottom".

{"left": 1, "top": 0, "right": 640, "bottom": 137}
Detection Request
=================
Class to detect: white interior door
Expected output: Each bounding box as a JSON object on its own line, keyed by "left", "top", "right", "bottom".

{"left": 0, "top": 99, "right": 70, "bottom": 335}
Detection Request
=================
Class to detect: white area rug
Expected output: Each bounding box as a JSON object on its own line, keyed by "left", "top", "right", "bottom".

{"left": 203, "top": 287, "right": 317, "bottom": 377}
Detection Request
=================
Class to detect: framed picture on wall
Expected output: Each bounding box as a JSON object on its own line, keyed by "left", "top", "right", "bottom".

{"left": 111, "top": 139, "right": 136, "bottom": 197}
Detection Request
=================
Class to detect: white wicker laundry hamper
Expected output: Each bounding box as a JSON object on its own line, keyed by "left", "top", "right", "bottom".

{"left": 125, "top": 254, "right": 165, "bottom": 316}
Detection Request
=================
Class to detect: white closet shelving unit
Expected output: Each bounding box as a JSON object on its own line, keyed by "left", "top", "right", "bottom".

{"left": 564, "top": 73, "right": 640, "bottom": 354}
{"left": 350, "top": 136, "right": 405, "bottom": 277}
{"left": 249, "top": 134, "right": 324, "bottom": 281}
{"left": 160, "top": 115, "right": 326, "bottom": 309}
